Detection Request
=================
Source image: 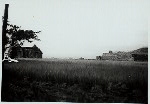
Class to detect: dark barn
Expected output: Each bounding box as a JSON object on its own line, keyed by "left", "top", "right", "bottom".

{"left": 132, "top": 53, "right": 148, "bottom": 61}
{"left": 11, "top": 45, "right": 43, "bottom": 58}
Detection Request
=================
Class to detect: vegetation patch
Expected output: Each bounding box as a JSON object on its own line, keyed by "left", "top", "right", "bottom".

{"left": 1, "top": 59, "right": 148, "bottom": 103}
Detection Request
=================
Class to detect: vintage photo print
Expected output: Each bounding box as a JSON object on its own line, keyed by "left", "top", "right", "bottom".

{"left": 1, "top": 0, "right": 148, "bottom": 103}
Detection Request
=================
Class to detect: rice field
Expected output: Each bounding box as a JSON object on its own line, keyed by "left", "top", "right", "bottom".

{"left": 1, "top": 58, "right": 148, "bottom": 103}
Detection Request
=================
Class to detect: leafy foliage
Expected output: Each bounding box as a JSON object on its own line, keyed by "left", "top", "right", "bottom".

{"left": 6, "top": 23, "right": 41, "bottom": 47}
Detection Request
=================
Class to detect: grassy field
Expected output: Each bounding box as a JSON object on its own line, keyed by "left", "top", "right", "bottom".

{"left": 1, "top": 58, "right": 148, "bottom": 103}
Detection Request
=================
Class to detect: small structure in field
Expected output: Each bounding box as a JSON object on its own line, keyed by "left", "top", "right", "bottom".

{"left": 96, "top": 56, "right": 102, "bottom": 60}
{"left": 11, "top": 45, "right": 43, "bottom": 58}
{"left": 102, "top": 51, "right": 118, "bottom": 60}
{"left": 101, "top": 51, "right": 133, "bottom": 61}
{"left": 79, "top": 57, "right": 84, "bottom": 60}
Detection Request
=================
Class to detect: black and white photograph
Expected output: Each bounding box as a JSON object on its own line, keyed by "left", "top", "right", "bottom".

{"left": 1, "top": 0, "right": 148, "bottom": 103}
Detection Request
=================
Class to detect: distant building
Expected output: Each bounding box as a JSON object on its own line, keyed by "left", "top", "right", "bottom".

{"left": 101, "top": 51, "right": 133, "bottom": 61}
{"left": 11, "top": 45, "right": 43, "bottom": 58}
{"left": 99, "top": 48, "right": 148, "bottom": 61}
{"left": 109, "top": 51, "right": 113, "bottom": 54}
{"left": 79, "top": 57, "right": 84, "bottom": 60}
{"left": 102, "top": 51, "right": 118, "bottom": 60}
{"left": 102, "top": 54, "right": 117, "bottom": 60}
{"left": 96, "top": 56, "right": 101, "bottom": 60}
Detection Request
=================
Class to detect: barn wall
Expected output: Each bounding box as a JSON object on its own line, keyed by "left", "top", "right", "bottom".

{"left": 13, "top": 47, "right": 42, "bottom": 58}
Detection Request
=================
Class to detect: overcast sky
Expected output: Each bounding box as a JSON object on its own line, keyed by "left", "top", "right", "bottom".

{"left": 1, "top": 0, "right": 148, "bottom": 59}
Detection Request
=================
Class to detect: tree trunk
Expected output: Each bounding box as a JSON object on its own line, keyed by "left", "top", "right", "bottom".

{"left": 2, "top": 4, "right": 9, "bottom": 60}
{"left": 2, "top": 4, "right": 18, "bottom": 62}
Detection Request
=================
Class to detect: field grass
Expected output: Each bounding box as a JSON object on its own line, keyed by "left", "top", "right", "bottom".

{"left": 1, "top": 58, "right": 148, "bottom": 103}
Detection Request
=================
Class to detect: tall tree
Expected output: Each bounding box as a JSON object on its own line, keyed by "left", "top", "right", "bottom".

{"left": 2, "top": 4, "right": 41, "bottom": 62}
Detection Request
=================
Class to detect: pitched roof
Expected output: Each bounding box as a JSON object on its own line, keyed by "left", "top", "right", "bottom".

{"left": 20, "top": 45, "right": 43, "bottom": 54}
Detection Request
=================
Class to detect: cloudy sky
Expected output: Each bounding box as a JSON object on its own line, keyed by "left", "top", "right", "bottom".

{"left": 1, "top": 0, "right": 148, "bottom": 59}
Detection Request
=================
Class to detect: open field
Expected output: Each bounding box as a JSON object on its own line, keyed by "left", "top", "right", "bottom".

{"left": 1, "top": 58, "right": 148, "bottom": 103}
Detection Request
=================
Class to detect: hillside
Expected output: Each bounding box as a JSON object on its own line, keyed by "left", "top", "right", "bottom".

{"left": 130, "top": 47, "right": 148, "bottom": 54}
{"left": 118, "top": 47, "right": 148, "bottom": 55}
{"left": 116, "top": 47, "right": 148, "bottom": 54}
